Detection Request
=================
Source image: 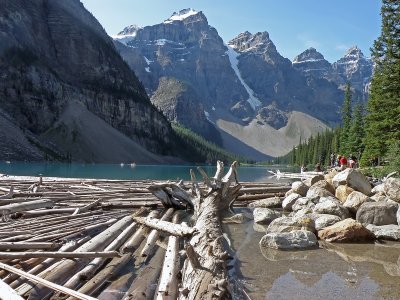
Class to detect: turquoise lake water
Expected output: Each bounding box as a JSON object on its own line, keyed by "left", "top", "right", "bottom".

{"left": 0, "top": 162, "right": 297, "bottom": 182}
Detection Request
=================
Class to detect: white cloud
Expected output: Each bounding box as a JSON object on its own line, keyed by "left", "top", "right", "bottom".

{"left": 296, "top": 33, "right": 321, "bottom": 49}
{"left": 335, "top": 44, "right": 350, "bottom": 51}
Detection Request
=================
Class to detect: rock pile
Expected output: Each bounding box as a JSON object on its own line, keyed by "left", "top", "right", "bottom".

{"left": 257, "top": 168, "right": 400, "bottom": 250}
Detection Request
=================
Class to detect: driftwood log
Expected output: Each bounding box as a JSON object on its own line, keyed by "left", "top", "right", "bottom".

{"left": 146, "top": 161, "right": 244, "bottom": 299}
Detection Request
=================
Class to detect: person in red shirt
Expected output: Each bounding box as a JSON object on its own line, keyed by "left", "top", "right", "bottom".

{"left": 339, "top": 155, "right": 348, "bottom": 170}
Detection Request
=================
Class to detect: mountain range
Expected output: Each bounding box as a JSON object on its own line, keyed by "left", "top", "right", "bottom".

{"left": 0, "top": 4, "right": 373, "bottom": 162}
{"left": 113, "top": 8, "right": 373, "bottom": 159}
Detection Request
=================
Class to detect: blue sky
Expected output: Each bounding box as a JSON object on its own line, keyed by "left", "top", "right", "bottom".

{"left": 81, "top": 0, "right": 381, "bottom": 62}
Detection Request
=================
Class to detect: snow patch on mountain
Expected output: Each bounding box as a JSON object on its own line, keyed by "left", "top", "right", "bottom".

{"left": 164, "top": 9, "right": 199, "bottom": 23}
{"left": 226, "top": 44, "right": 262, "bottom": 110}
{"left": 144, "top": 56, "right": 153, "bottom": 65}
{"left": 112, "top": 25, "right": 142, "bottom": 45}
{"left": 204, "top": 110, "right": 215, "bottom": 124}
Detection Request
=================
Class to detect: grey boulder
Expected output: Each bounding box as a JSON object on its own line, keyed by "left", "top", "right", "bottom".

{"left": 282, "top": 193, "right": 302, "bottom": 211}
{"left": 304, "top": 175, "right": 325, "bottom": 187}
{"left": 266, "top": 216, "right": 315, "bottom": 234}
{"left": 332, "top": 168, "right": 371, "bottom": 195}
{"left": 291, "top": 181, "right": 308, "bottom": 196}
{"left": 366, "top": 224, "right": 400, "bottom": 241}
{"left": 292, "top": 197, "right": 316, "bottom": 212}
{"left": 259, "top": 230, "right": 318, "bottom": 250}
{"left": 384, "top": 178, "right": 400, "bottom": 203}
{"left": 314, "top": 214, "right": 342, "bottom": 230}
{"left": 306, "top": 186, "right": 335, "bottom": 199}
{"left": 312, "top": 179, "right": 336, "bottom": 195}
{"left": 356, "top": 201, "right": 398, "bottom": 226}
{"left": 313, "top": 199, "right": 350, "bottom": 219}
{"left": 253, "top": 208, "right": 281, "bottom": 224}
{"left": 343, "top": 191, "right": 373, "bottom": 213}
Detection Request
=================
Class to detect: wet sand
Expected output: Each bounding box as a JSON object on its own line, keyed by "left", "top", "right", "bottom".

{"left": 227, "top": 210, "right": 400, "bottom": 300}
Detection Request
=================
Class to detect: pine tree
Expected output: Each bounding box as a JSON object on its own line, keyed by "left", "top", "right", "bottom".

{"left": 348, "top": 101, "right": 365, "bottom": 160}
{"left": 362, "top": 0, "right": 400, "bottom": 166}
{"left": 339, "top": 83, "right": 352, "bottom": 155}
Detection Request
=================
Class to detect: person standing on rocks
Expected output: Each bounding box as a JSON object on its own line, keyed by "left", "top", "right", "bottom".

{"left": 339, "top": 155, "right": 348, "bottom": 170}
{"left": 330, "top": 153, "right": 336, "bottom": 167}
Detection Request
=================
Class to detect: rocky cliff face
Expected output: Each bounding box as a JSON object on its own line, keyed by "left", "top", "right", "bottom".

{"left": 114, "top": 9, "right": 372, "bottom": 158}
{"left": 0, "top": 0, "right": 176, "bottom": 162}
{"left": 150, "top": 77, "right": 222, "bottom": 145}
{"left": 293, "top": 47, "right": 373, "bottom": 98}
{"left": 332, "top": 46, "right": 373, "bottom": 95}
{"left": 113, "top": 9, "right": 248, "bottom": 142}
{"left": 293, "top": 48, "right": 334, "bottom": 80}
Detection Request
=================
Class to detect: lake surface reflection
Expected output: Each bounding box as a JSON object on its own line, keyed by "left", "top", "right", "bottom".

{"left": 227, "top": 210, "right": 400, "bottom": 300}
{"left": 0, "top": 162, "right": 297, "bottom": 182}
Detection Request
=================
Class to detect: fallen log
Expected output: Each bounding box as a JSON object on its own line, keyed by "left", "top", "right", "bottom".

{"left": 62, "top": 208, "right": 148, "bottom": 290}
{"left": 0, "top": 251, "right": 121, "bottom": 259}
{"left": 0, "top": 186, "right": 14, "bottom": 200}
{"left": 26, "top": 215, "right": 134, "bottom": 299}
{"left": 237, "top": 192, "right": 285, "bottom": 201}
{"left": 0, "top": 199, "right": 54, "bottom": 216}
{"left": 121, "top": 245, "right": 166, "bottom": 300}
{"left": 132, "top": 216, "right": 195, "bottom": 237}
{"left": 156, "top": 213, "right": 181, "bottom": 299}
{"left": 140, "top": 208, "right": 174, "bottom": 257}
{"left": 72, "top": 216, "right": 153, "bottom": 298}
{"left": 9, "top": 237, "right": 91, "bottom": 289}
{"left": 149, "top": 161, "right": 245, "bottom": 299}
{"left": 0, "top": 262, "right": 96, "bottom": 300}
{"left": 72, "top": 199, "right": 101, "bottom": 215}
{"left": 0, "top": 242, "right": 60, "bottom": 251}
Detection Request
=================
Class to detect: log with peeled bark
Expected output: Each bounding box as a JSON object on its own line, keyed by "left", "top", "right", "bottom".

{"left": 132, "top": 216, "right": 195, "bottom": 237}
{"left": 25, "top": 215, "right": 134, "bottom": 299}
{"left": 0, "top": 251, "right": 121, "bottom": 259}
{"left": 140, "top": 208, "right": 174, "bottom": 257}
{"left": 71, "top": 216, "right": 154, "bottom": 298}
{"left": 0, "top": 262, "right": 96, "bottom": 300}
{"left": 0, "top": 199, "right": 54, "bottom": 215}
{"left": 148, "top": 161, "right": 245, "bottom": 299}
{"left": 0, "top": 242, "right": 60, "bottom": 251}
{"left": 61, "top": 208, "right": 149, "bottom": 291}
{"left": 156, "top": 213, "right": 181, "bottom": 299}
{"left": 9, "top": 237, "right": 91, "bottom": 290}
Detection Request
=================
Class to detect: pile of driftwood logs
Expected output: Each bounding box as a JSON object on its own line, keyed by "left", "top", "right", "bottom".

{"left": 0, "top": 162, "right": 290, "bottom": 299}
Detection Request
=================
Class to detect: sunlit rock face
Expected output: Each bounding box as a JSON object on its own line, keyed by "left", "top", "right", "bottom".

{"left": 0, "top": 0, "right": 175, "bottom": 162}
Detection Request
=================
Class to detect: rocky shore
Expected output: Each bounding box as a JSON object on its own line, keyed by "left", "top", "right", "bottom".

{"left": 253, "top": 168, "right": 400, "bottom": 250}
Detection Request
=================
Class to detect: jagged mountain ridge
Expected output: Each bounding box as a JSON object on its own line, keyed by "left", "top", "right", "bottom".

{"left": 293, "top": 47, "right": 373, "bottom": 98}
{"left": 114, "top": 9, "right": 371, "bottom": 158}
{"left": 0, "top": 0, "right": 177, "bottom": 163}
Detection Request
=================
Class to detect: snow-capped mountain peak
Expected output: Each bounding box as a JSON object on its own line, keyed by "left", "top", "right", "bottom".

{"left": 292, "top": 47, "right": 326, "bottom": 64}
{"left": 112, "top": 24, "right": 142, "bottom": 45}
{"left": 164, "top": 8, "right": 199, "bottom": 23}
